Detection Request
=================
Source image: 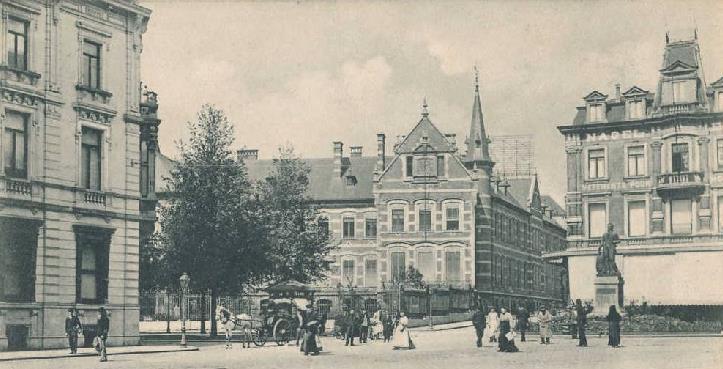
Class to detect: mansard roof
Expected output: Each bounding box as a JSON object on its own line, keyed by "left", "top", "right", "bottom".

{"left": 662, "top": 40, "right": 699, "bottom": 70}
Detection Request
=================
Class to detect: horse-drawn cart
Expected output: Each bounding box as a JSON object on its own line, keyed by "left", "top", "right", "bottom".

{"left": 261, "top": 280, "right": 316, "bottom": 346}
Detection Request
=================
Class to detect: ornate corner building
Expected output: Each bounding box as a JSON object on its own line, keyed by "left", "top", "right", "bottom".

{"left": 554, "top": 33, "right": 723, "bottom": 311}
{"left": 240, "top": 77, "right": 569, "bottom": 314}
{"left": 0, "top": 0, "right": 155, "bottom": 350}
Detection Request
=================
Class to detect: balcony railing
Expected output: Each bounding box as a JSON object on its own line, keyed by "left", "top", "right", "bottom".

{"left": 567, "top": 234, "right": 723, "bottom": 250}
{"left": 84, "top": 190, "right": 107, "bottom": 205}
{"left": 659, "top": 103, "right": 699, "bottom": 115}
{"left": 657, "top": 171, "right": 704, "bottom": 186}
{"left": 2, "top": 177, "right": 32, "bottom": 197}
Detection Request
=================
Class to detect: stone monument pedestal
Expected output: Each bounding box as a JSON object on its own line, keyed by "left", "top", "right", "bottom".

{"left": 593, "top": 275, "right": 624, "bottom": 315}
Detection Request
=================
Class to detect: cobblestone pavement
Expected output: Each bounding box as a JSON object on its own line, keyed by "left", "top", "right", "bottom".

{"left": 4, "top": 327, "right": 721, "bottom": 369}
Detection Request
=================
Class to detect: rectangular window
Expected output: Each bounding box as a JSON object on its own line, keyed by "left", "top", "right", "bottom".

{"left": 405, "top": 156, "right": 413, "bottom": 177}
{"left": 445, "top": 251, "right": 461, "bottom": 283}
{"left": 365, "top": 218, "right": 377, "bottom": 238}
{"left": 6, "top": 18, "right": 27, "bottom": 70}
{"left": 588, "top": 149, "right": 606, "bottom": 179}
{"left": 717, "top": 139, "right": 723, "bottom": 169}
{"left": 672, "top": 80, "right": 696, "bottom": 103}
{"left": 629, "top": 100, "right": 645, "bottom": 119}
{"left": 588, "top": 203, "right": 606, "bottom": 238}
{"left": 82, "top": 40, "right": 101, "bottom": 89}
{"left": 445, "top": 207, "right": 460, "bottom": 231}
{"left": 364, "top": 259, "right": 377, "bottom": 287}
{"left": 413, "top": 155, "right": 436, "bottom": 177}
{"left": 627, "top": 201, "right": 646, "bottom": 237}
{"left": 588, "top": 104, "right": 604, "bottom": 122}
{"left": 436, "top": 155, "right": 445, "bottom": 177}
{"left": 419, "top": 209, "right": 432, "bottom": 232}
{"left": 390, "top": 251, "right": 406, "bottom": 283}
{"left": 75, "top": 228, "right": 110, "bottom": 304}
{"left": 671, "top": 199, "right": 692, "bottom": 234}
{"left": 416, "top": 251, "right": 435, "bottom": 282}
{"left": 627, "top": 145, "right": 645, "bottom": 176}
{"left": 342, "top": 259, "right": 355, "bottom": 285}
{"left": 391, "top": 209, "right": 405, "bottom": 232}
{"left": 3, "top": 111, "right": 27, "bottom": 178}
{"left": 718, "top": 91, "right": 723, "bottom": 112}
{"left": 671, "top": 143, "right": 689, "bottom": 172}
{"left": 718, "top": 197, "right": 723, "bottom": 233}
{"left": 81, "top": 127, "right": 102, "bottom": 190}
{"left": 342, "top": 217, "right": 355, "bottom": 239}
{"left": 0, "top": 220, "right": 37, "bottom": 302}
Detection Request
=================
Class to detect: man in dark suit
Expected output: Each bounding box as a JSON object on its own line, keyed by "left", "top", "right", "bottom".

{"left": 65, "top": 308, "right": 82, "bottom": 354}
{"left": 471, "top": 307, "right": 486, "bottom": 347}
{"left": 345, "top": 309, "right": 358, "bottom": 346}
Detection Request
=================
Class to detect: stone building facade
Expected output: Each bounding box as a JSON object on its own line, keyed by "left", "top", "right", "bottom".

{"left": 0, "top": 0, "right": 153, "bottom": 350}
{"left": 243, "top": 78, "right": 568, "bottom": 313}
{"left": 554, "top": 34, "right": 723, "bottom": 308}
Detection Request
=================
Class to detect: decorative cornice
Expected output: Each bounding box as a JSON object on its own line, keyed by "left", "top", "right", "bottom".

{"left": 1, "top": 88, "right": 39, "bottom": 108}
{"left": 73, "top": 103, "right": 117, "bottom": 125}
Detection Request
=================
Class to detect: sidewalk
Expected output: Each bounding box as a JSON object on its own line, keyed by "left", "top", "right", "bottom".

{"left": 413, "top": 320, "right": 472, "bottom": 331}
{"left": 0, "top": 345, "right": 198, "bottom": 362}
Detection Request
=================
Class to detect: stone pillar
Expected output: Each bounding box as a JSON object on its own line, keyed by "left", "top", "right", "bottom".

{"left": 593, "top": 276, "right": 624, "bottom": 315}
{"left": 698, "top": 137, "right": 710, "bottom": 179}
{"left": 333, "top": 141, "right": 343, "bottom": 177}
{"left": 650, "top": 141, "right": 665, "bottom": 234}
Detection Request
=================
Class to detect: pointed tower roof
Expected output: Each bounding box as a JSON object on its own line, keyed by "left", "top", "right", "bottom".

{"left": 464, "top": 68, "right": 493, "bottom": 166}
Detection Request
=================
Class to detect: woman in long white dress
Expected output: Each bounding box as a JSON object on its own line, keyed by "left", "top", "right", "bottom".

{"left": 485, "top": 308, "right": 499, "bottom": 344}
{"left": 392, "top": 313, "right": 414, "bottom": 350}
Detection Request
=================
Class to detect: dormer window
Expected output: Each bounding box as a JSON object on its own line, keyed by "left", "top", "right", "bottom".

{"left": 628, "top": 100, "right": 645, "bottom": 119}
{"left": 345, "top": 176, "right": 357, "bottom": 186}
{"left": 588, "top": 103, "right": 604, "bottom": 122}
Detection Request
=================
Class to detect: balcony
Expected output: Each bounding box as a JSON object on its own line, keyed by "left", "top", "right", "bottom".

{"left": 656, "top": 172, "right": 705, "bottom": 197}
{"left": 658, "top": 103, "right": 700, "bottom": 115}
{"left": 1, "top": 176, "right": 33, "bottom": 200}
{"left": 74, "top": 188, "right": 109, "bottom": 208}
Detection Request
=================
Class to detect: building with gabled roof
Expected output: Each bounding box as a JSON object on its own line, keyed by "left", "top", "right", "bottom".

{"left": 232, "top": 74, "right": 568, "bottom": 313}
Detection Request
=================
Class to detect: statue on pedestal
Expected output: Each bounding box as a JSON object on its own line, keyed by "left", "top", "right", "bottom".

{"left": 596, "top": 223, "right": 620, "bottom": 277}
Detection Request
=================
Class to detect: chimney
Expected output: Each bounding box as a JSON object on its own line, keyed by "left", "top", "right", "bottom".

{"left": 350, "top": 146, "right": 363, "bottom": 157}
{"left": 445, "top": 133, "right": 457, "bottom": 151}
{"left": 376, "top": 133, "right": 386, "bottom": 173}
{"left": 615, "top": 83, "right": 621, "bottom": 100}
{"left": 237, "top": 149, "right": 258, "bottom": 162}
{"left": 333, "top": 141, "right": 343, "bottom": 177}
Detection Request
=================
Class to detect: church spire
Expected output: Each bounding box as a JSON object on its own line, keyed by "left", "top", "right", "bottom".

{"left": 464, "top": 67, "right": 493, "bottom": 167}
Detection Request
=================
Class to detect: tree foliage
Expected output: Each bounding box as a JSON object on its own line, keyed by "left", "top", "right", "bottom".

{"left": 255, "top": 145, "right": 335, "bottom": 284}
{"left": 404, "top": 265, "right": 425, "bottom": 289}
{"left": 157, "top": 105, "right": 264, "bottom": 335}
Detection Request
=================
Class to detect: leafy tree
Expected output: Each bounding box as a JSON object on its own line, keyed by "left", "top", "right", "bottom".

{"left": 157, "top": 105, "right": 264, "bottom": 336}
{"left": 404, "top": 265, "right": 425, "bottom": 288}
{"left": 255, "top": 145, "right": 335, "bottom": 283}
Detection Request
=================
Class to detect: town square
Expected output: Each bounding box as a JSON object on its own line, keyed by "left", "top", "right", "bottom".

{"left": 0, "top": 0, "right": 722, "bottom": 368}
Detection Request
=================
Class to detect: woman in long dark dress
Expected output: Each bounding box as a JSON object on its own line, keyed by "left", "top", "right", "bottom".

{"left": 606, "top": 305, "right": 621, "bottom": 348}
{"left": 497, "top": 308, "right": 519, "bottom": 352}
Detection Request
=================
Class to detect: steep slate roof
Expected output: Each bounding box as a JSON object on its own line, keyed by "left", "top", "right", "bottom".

{"left": 541, "top": 195, "right": 565, "bottom": 216}
{"left": 394, "top": 115, "right": 455, "bottom": 154}
{"left": 246, "top": 156, "right": 387, "bottom": 202}
{"left": 506, "top": 177, "right": 533, "bottom": 207}
{"left": 662, "top": 40, "right": 699, "bottom": 69}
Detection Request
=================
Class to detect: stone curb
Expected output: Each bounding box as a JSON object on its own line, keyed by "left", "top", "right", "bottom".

{"left": 0, "top": 346, "right": 199, "bottom": 362}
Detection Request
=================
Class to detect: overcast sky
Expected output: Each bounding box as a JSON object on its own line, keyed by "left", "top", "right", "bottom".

{"left": 139, "top": 0, "right": 723, "bottom": 204}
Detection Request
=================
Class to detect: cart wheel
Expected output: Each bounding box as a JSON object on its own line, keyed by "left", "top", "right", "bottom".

{"left": 273, "top": 319, "right": 291, "bottom": 346}
{"left": 254, "top": 328, "right": 267, "bottom": 347}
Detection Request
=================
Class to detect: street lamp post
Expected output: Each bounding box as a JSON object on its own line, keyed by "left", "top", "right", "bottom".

{"left": 179, "top": 272, "right": 190, "bottom": 347}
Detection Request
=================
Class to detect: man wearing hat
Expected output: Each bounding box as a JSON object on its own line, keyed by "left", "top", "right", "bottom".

{"left": 64, "top": 308, "right": 82, "bottom": 354}
{"left": 96, "top": 307, "right": 110, "bottom": 362}
{"left": 537, "top": 306, "right": 552, "bottom": 345}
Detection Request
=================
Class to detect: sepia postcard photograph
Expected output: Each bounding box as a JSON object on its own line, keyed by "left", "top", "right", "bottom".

{"left": 0, "top": 0, "right": 721, "bottom": 368}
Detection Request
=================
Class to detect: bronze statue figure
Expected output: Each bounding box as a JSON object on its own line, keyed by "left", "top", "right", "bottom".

{"left": 596, "top": 223, "right": 620, "bottom": 277}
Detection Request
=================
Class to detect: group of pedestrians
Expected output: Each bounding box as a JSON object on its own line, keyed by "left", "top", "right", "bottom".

{"left": 63, "top": 307, "right": 110, "bottom": 362}
{"left": 473, "top": 300, "right": 623, "bottom": 352}
{"left": 340, "top": 308, "right": 414, "bottom": 350}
